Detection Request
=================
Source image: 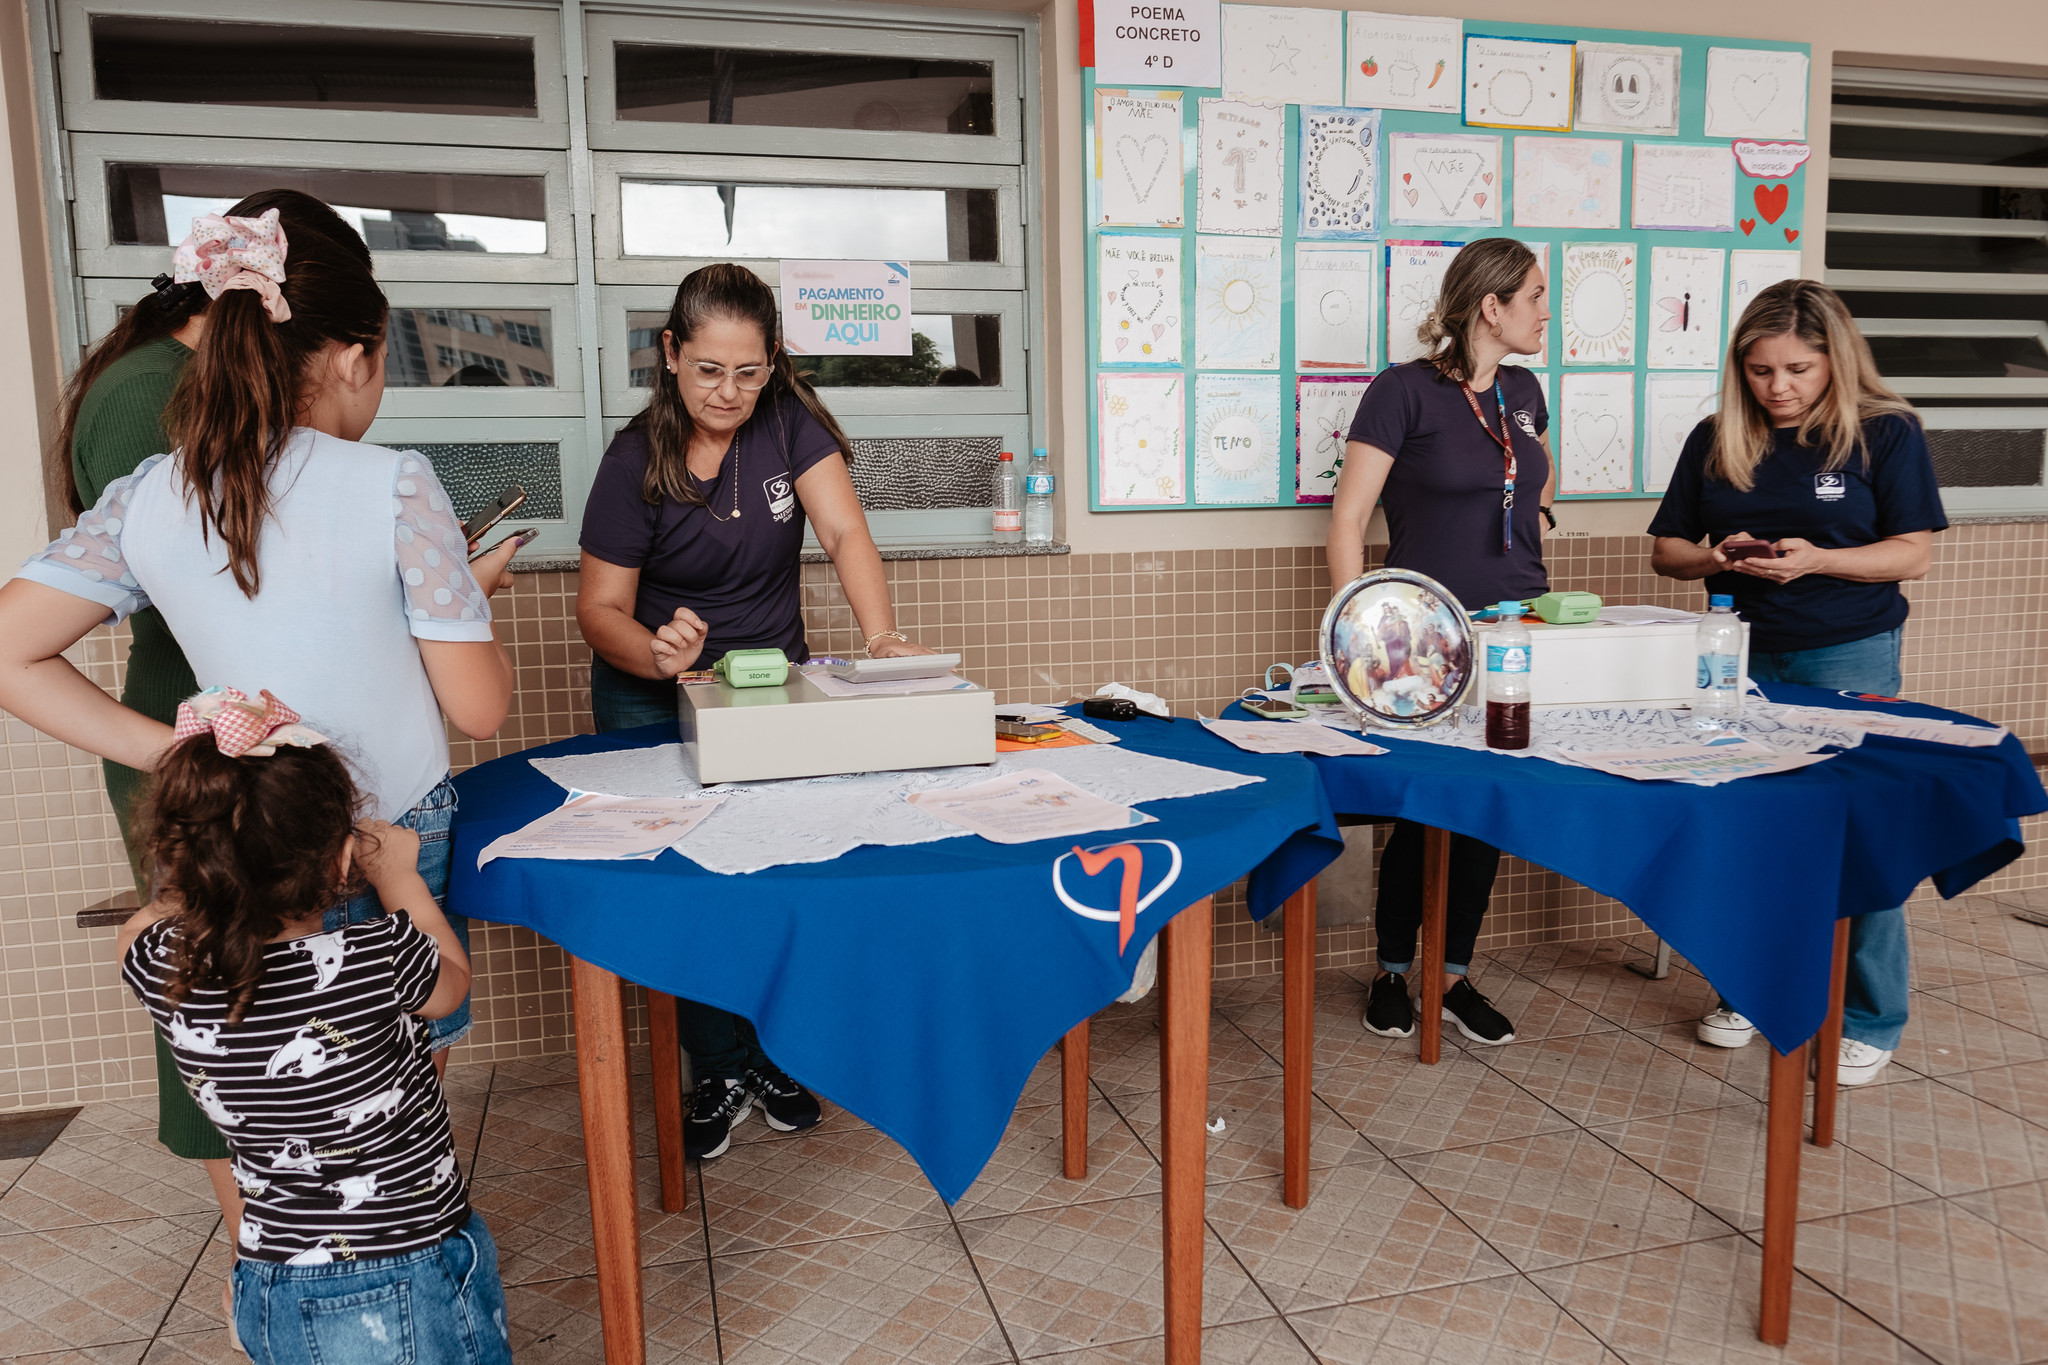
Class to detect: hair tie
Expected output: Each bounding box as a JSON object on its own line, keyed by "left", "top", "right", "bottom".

{"left": 172, "top": 209, "right": 291, "bottom": 324}
{"left": 173, "top": 686, "right": 328, "bottom": 757}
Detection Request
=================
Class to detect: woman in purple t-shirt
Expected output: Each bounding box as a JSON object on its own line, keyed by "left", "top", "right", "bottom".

{"left": 576, "top": 263, "right": 932, "bottom": 1161}
{"left": 1325, "top": 238, "right": 1557, "bottom": 1051}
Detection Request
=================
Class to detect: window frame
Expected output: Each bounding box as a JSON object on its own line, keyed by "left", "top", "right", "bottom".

{"left": 360, "top": 413, "right": 593, "bottom": 556}
{"left": 1917, "top": 406, "right": 2048, "bottom": 518}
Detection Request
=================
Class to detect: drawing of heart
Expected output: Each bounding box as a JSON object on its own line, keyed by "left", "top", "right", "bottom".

{"left": 1482, "top": 172, "right": 1494, "bottom": 184}
{"left": 1152, "top": 323, "right": 1167, "bottom": 340}
{"left": 1120, "top": 281, "right": 1164, "bottom": 322}
{"left": 1739, "top": 218, "right": 1757, "bottom": 236}
{"left": 1404, "top": 188, "right": 1420, "bottom": 206}
{"left": 1417, "top": 155, "right": 1484, "bottom": 218}
{"left": 1473, "top": 192, "right": 1488, "bottom": 209}
{"left": 1402, "top": 173, "right": 1412, "bottom": 184}
{"left": 1732, "top": 73, "right": 1778, "bottom": 124}
{"left": 1573, "top": 413, "right": 1619, "bottom": 459}
{"left": 1753, "top": 183, "right": 1789, "bottom": 224}
{"left": 1785, "top": 228, "right": 1800, "bottom": 243}
{"left": 1113, "top": 134, "right": 1172, "bottom": 206}
{"left": 1115, "top": 337, "right": 1129, "bottom": 351}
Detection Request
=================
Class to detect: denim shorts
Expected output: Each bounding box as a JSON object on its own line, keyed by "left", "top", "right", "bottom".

{"left": 326, "top": 777, "right": 471, "bottom": 1051}
{"left": 232, "top": 1212, "right": 510, "bottom": 1365}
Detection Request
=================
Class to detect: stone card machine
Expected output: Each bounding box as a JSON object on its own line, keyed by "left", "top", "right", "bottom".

{"left": 677, "top": 660, "right": 996, "bottom": 784}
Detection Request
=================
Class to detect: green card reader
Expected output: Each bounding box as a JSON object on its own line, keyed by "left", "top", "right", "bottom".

{"left": 712, "top": 648, "right": 790, "bottom": 688}
{"left": 1532, "top": 591, "right": 1603, "bottom": 625}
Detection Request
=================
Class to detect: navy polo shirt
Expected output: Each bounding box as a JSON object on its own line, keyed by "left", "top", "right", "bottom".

{"left": 1646, "top": 413, "right": 1946, "bottom": 653}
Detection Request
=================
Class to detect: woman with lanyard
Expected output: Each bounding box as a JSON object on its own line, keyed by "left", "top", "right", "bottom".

{"left": 1326, "top": 236, "right": 1555, "bottom": 1047}
{"left": 578, "top": 262, "right": 934, "bottom": 1160}
{"left": 1649, "top": 279, "right": 1944, "bottom": 1086}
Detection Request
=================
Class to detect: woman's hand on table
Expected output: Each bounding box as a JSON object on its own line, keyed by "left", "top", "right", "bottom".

{"left": 1734, "top": 537, "right": 1830, "bottom": 584}
{"left": 867, "top": 633, "right": 935, "bottom": 659}
{"left": 650, "top": 607, "right": 709, "bottom": 677}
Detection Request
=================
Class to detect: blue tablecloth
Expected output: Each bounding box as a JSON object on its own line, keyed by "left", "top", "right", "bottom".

{"left": 1247, "top": 683, "right": 2046, "bottom": 1053}
{"left": 448, "top": 715, "right": 1341, "bottom": 1201}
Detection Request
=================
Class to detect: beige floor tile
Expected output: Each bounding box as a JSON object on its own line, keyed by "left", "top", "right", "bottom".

{"left": 1907, "top": 927, "right": 2038, "bottom": 992}
{"left": 1286, "top": 1274, "right": 1624, "bottom": 1364}
{"left": 1522, "top": 954, "right": 1723, "bottom": 1032}
{"left": 138, "top": 1329, "right": 241, "bottom": 1364}
{"left": 1312, "top": 1052, "right": 1576, "bottom": 1159}
{"left": 0, "top": 1214, "right": 213, "bottom": 1356}
{"left": 1209, "top": 973, "right": 1293, "bottom": 1015}
{"left": 158, "top": 1223, "right": 232, "bottom": 1337}
{"left": 1893, "top": 992, "right": 2048, "bottom": 1079}
{"left": 951, "top": 1098, "right": 1159, "bottom": 1219}
{"left": 504, "top": 1258, "right": 718, "bottom": 1364}
{"left": 1023, "top": 1316, "right": 1312, "bottom": 1363}
{"left": 1395, "top": 1128, "right": 1731, "bottom": 1273}
{"left": 1936, "top": 897, "right": 2048, "bottom": 971}
{"left": 1941, "top": 1060, "right": 2048, "bottom": 1130}
{"left": 1933, "top": 974, "right": 2048, "bottom": 1042}
{"left": 1439, "top": 972, "right": 1619, "bottom": 1047}
{"left": 1526, "top": 1235, "right": 1936, "bottom": 1365}
{"left": 1201, "top": 1159, "right": 1515, "bottom": 1313}
{"left": 56, "top": 1099, "right": 158, "bottom": 1140}
{"left": 7, "top": 1345, "right": 150, "bottom": 1364}
{"left": 1483, "top": 939, "right": 1654, "bottom": 978}
{"left": 1477, "top": 1030, "right": 1752, "bottom": 1128}
{"left": 1949, "top": 1183, "right": 2048, "bottom": 1256}
{"left": 1226, "top": 996, "right": 1424, "bottom": 1074}
{"left": 715, "top": 1223, "right": 1009, "bottom": 1365}
{"left": 490, "top": 1047, "right": 652, "bottom": 1091}
{"left": 0, "top": 1156, "right": 33, "bottom": 1196}
{"left": 1105, "top": 1074, "right": 1377, "bottom": 1185}
{"left": 471, "top": 1076, "right": 657, "bottom": 1177}
{"left": 1082, "top": 1009, "right": 1282, "bottom": 1098}
{"left": 1836, "top": 1078, "right": 2048, "bottom": 1196}
{"left": 698, "top": 1119, "right": 949, "bottom": 1255}
{"left": 1017, "top": 1048, "right": 1065, "bottom": 1109}
{"left": 0, "top": 1132, "right": 220, "bottom": 1234}
{"left": 1796, "top": 1198, "right": 2048, "bottom": 1365}
{"left": 442, "top": 1060, "right": 496, "bottom": 1097}
{"left": 469, "top": 1161, "right": 708, "bottom": 1285}
{"left": 1586, "top": 1102, "right": 1936, "bottom": 1234}
{"left": 1627, "top": 1020, "right": 1775, "bottom": 1102}
{"left": 958, "top": 1193, "right": 1272, "bottom": 1358}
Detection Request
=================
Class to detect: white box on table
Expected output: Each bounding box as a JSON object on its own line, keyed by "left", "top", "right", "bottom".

{"left": 1474, "top": 618, "right": 1749, "bottom": 709}
{"left": 677, "top": 673, "right": 996, "bottom": 783}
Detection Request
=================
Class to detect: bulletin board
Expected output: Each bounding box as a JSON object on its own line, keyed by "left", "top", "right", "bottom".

{"left": 1083, "top": 12, "right": 1812, "bottom": 511}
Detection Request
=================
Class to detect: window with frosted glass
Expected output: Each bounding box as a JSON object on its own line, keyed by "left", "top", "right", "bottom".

{"left": 614, "top": 43, "right": 991, "bottom": 135}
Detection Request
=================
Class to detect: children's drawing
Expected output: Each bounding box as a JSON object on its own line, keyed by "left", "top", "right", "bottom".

{"left": 1098, "top": 234, "right": 1184, "bottom": 366}
{"left": 1462, "top": 34, "right": 1575, "bottom": 132}
{"left": 1644, "top": 373, "right": 1718, "bottom": 493}
{"left": 1558, "top": 371, "right": 1636, "bottom": 494}
{"left": 1197, "top": 99, "right": 1283, "bottom": 236}
{"left": 1504, "top": 240, "right": 1550, "bottom": 369}
{"left": 1098, "top": 372, "right": 1186, "bottom": 506}
{"left": 1631, "top": 143, "right": 1735, "bottom": 232}
{"left": 1510, "top": 137, "right": 1622, "bottom": 230}
{"left": 1575, "top": 43, "right": 1681, "bottom": 136}
{"left": 1704, "top": 48, "right": 1810, "bottom": 140}
{"left": 1646, "top": 246, "right": 1724, "bottom": 370}
{"left": 1096, "top": 90, "right": 1185, "bottom": 229}
{"left": 1296, "top": 376, "right": 1372, "bottom": 504}
{"left": 1728, "top": 249, "right": 1803, "bottom": 332}
{"left": 1296, "top": 245, "right": 1378, "bottom": 370}
{"left": 1344, "top": 10, "right": 1461, "bottom": 115}
{"left": 1195, "top": 373, "right": 1283, "bottom": 505}
{"left": 1195, "top": 235, "right": 1282, "bottom": 369}
{"left": 1531, "top": 370, "right": 1552, "bottom": 415}
{"left": 1222, "top": 4, "right": 1344, "bottom": 108}
{"left": 1387, "top": 133, "right": 1501, "bottom": 228}
{"left": 1299, "top": 107, "right": 1380, "bottom": 238}
{"left": 1561, "top": 242, "right": 1636, "bottom": 366}
{"left": 1384, "top": 240, "right": 1463, "bottom": 364}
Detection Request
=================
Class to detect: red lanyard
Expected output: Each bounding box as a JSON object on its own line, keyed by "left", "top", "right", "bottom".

{"left": 1461, "top": 380, "right": 1517, "bottom": 552}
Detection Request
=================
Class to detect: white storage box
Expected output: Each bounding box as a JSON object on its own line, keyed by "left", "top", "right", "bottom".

{"left": 677, "top": 673, "right": 996, "bottom": 783}
{"left": 1473, "top": 617, "right": 1749, "bottom": 709}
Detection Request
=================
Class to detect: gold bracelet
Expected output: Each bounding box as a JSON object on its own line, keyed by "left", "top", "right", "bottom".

{"left": 862, "top": 630, "right": 909, "bottom": 656}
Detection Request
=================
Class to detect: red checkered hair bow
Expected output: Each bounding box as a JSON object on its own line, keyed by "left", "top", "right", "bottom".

{"left": 173, "top": 686, "right": 329, "bottom": 758}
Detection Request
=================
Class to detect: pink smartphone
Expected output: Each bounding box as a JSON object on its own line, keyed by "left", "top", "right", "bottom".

{"left": 1721, "top": 538, "right": 1782, "bottom": 561}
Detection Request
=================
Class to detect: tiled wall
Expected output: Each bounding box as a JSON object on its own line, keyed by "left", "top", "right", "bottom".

{"left": 3, "top": 526, "right": 2042, "bottom": 1109}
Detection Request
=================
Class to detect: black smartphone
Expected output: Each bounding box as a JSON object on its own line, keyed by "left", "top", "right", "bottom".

{"left": 461, "top": 485, "right": 527, "bottom": 546}
{"left": 469, "top": 527, "right": 540, "bottom": 563}
{"left": 1082, "top": 697, "right": 1140, "bottom": 721}
{"left": 1721, "top": 537, "right": 1782, "bottom": 562}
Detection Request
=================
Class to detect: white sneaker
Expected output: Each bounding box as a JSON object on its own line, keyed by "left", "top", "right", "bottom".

{"left": 1837, "top": 1038, "right": 1893, "bottom": 1086}
{"left": 1695, "top": 1008, "right": 1757, "bottom": 1048}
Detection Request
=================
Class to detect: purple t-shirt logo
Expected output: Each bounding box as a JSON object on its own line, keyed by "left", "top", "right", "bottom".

{"left": 763, "top": 474, "right": 795, "bottom": 522}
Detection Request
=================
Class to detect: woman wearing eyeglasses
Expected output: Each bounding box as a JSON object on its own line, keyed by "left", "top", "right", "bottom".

{"left": 577, "top": 262, "right": 932, "bottom": 1160}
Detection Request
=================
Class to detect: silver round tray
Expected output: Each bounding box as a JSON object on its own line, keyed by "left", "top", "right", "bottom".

{"left": 1319, "top": 568, "right": 1474, "bottom": 730}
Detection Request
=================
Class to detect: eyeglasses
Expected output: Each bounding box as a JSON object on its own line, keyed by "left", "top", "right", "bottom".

{"left": 676, "top": 355, "right": 772, "bottom": 391}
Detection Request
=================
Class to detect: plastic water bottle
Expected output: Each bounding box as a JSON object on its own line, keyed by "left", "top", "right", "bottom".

{"left": 993, "top": 450, "right": 1022, "bottom": 544}
{"left": 1485, "top": 601, "right": 1531, "bottom": 751}
{"left": 1694, "top": 594, "right": 1744, "bottom": 728}
{"left": 1023, "top": 447, "right": 1056, "bottom": 546}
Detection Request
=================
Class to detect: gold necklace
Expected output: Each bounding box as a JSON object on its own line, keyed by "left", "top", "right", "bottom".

{"left": 697, "top": 433, "right": 742, "bottom": 521}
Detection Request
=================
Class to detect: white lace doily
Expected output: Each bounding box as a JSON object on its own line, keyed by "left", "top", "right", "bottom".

{"left": 1319, "top": 700, "right": 1869, "bottom": 769}
{"left": 527, "top": 742, "right": 1260, "bottom": 875}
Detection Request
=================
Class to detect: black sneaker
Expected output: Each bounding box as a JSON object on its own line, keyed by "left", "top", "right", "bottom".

{"left": 1442, "top": 979, "right": 1516, "bottom": 1046}
{"left": 684, "top": 1076, "right": 754, "bottom": 1160}
{"left": 1363, "top": 972, "right": 1416, "bottom": 1038}
{"left": 743, "top": 1063, "right": 822, "bottom": 1133}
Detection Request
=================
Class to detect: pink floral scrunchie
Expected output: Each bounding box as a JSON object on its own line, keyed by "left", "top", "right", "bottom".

{"left": 171, "top": 209, "right": 291, "bottom": 323}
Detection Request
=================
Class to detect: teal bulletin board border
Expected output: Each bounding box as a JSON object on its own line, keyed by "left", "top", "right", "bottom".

{"left": 1084, "top": 18, "right": 1811, "bottom": 512}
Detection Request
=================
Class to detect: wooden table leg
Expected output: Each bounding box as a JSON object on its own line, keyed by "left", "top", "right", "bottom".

{"left": 647, "top": 989, "right": 688, "bottom": 1212}
{"left": 1811, "top": 920, "right": 1851, "bottom": 1148}
{"left": 1160, "top": 896, "right": 1213, "bottom": 1365}
{"left": 571, "top": 957, "right": 645, "bottom": 1365}
{"left": 1418, "top": 826, "right": 1450, "bottom": 1066}
{"left": 1282, "top": 882, "right": 1316, "bottom": 1209}
{"left": 1759, "top": 1040, "right": 1806, "bottom": 1345}
{"left": 1061, "top": 1021, "right": 1090, "bottom": 1179}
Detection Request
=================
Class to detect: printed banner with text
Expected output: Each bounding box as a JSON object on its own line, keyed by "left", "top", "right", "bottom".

{"left": 782, "top": 260, "right": 912, "bottom": 356}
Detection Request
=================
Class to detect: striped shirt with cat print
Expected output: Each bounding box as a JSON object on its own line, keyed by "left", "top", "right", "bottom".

{"left": 122, "top": 911, "right": 470, "bottom": 1264}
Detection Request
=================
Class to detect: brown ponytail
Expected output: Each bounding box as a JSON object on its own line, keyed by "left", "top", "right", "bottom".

{"left": 1418, "top": 237, "right": 1540, "bottom": 384}
{"left": 162, "top": 191, "right": 385, "bottom": 596}
{"left": 627, "top": 262, "right": 855, "bottom": 507}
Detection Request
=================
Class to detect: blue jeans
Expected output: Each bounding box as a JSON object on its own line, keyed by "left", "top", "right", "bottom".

{"left": 1725, "top": 627, "right": 1909, "bottom": 1050}
{"left": 589, "top": 653, "right": 771, "bottom": 1081}
{"left": 232, "top": 1212, "right": 510, "bottom": 1365}
{"left": 328, "top": 778, "right": 471, "bottom": 1051}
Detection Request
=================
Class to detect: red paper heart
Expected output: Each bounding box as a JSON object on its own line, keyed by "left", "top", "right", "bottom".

{"left": 1402, "top": 173, "right": 1412, "bottom": 184}
{"left": 1785, "top": 228, "right": 1800, "bottom": 243}
{"left": 1753, "top": 183, "right": 1790, "bottom": 224}
{"left": 1740, "top": 218, "right": 1757, "bottom": 236}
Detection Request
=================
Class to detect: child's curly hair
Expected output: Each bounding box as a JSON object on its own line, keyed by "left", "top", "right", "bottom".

{"left": 139, "top": 734, "right": 366, "bottom": 1023}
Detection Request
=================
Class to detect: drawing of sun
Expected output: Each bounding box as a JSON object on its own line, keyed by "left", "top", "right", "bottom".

{"left": 1563, "top": 248, "right": 1635, "bottom": 364}
{"left": 1197, "top": 402, "right": 1271, "bottom": 484}
{"left": 1202, "top": 260, "right": 1273, "bottom": 342}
